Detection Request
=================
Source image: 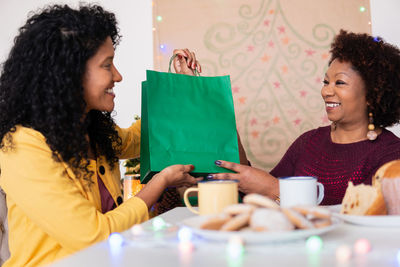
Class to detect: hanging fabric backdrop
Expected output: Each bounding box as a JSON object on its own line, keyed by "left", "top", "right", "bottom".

{"left": 153, "top": 0, "right": 371, "bottom": 170}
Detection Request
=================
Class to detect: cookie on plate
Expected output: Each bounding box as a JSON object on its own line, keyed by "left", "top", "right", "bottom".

{"left": 310, "top": 218, "right": 332, "bottom": 228}
{"left": 223, "top": 204, "right": 256, "bottom": 216}
{"left": 281, "top": 208, "right": 315, "bottom": 229}
{"left": 250, "top": 208, "right": 294, "bottom": 231}
{"left": 243, "top": 193, "right": 279, "bottom": 210}
{"left": 200, "top": 214, "right": 231, "bottom": 230}
{"left": 292, "top": 206, "right": 331, "bottom": 220}
{"left": 220, "top": 212, "right": 251, "bottom": 231}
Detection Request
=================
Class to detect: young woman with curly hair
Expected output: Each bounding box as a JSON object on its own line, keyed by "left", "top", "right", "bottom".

{"left": 209, "top": 30, "right": 400, "bottom": 205}
{"left": 0, "top": 4, "right": 201, "bottom": 266}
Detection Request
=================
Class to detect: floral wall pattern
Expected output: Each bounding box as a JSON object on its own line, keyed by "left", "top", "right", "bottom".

{"left": 153, "top": 0, "right": 371, "bottom": 170}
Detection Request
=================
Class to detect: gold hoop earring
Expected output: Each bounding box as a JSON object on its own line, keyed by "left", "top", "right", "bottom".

{"left": 367, "top": 112, "right": 377, "bottom": 141}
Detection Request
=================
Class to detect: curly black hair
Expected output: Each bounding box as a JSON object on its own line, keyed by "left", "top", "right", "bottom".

{"left": 0, "top": 4, "right": 122, "bottom": 183}
{"left": 329, "top": 29, "right": 400, "bottom": 127}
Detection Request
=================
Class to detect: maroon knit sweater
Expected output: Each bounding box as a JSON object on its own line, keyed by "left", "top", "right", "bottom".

{"left": 270, "top": 126, "right": 400, "bottom": 205}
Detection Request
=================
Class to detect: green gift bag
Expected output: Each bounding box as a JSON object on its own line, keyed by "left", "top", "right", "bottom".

{"left": 140, "top": 64, "right": 239, "bottom": 183}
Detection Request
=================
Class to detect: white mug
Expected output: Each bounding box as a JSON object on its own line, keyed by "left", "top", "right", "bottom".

{"left": 279, "top": 176, "right": 324, "bottom": 207}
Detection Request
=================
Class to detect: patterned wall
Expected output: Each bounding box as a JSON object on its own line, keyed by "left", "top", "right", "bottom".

{"left": 153, "top": 0, "right": 371, "bottom": 170}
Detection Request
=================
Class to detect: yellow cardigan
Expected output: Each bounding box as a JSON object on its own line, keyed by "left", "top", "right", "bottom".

{"left": 0, "top": 121, "right": 149, "bottom": 266}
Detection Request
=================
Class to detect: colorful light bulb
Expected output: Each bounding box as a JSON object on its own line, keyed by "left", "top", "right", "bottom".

{"left": 178, "top": 227, "right": 193, "bottom": 243}
{"left": 152, "top": 217, "right": 166, "bottom": 231}
{"left": 179, "top": 241, "right": 194, "bottom": 253}
{"left": 354, "top": 238, "right": 371, "bottom": 254}
{"left": 336, "top": 244, "right": 352, "bottom": 263}
{"left": 108, "top": 233, "right": 124, "bottom": 248}
{"left": 130, "top": 224, "right": 143, "bottom": 236}
{"left": 306, "top": 236, "right": 323, "bottom": 253}
{"left": 227, "top": 235, "right": 244, "bottom": 259}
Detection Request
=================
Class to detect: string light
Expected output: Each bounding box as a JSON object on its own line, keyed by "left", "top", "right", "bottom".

{"left": 179, "top": 241, "right": 194, "bottom": 253}
{"left": 354, "top": 238, "right": 371, "bottom": 254}
{"left": 152, "top": 217, "right": 167, "bottom": 231}
{"left": 108, "top": 233, "right": 124, "bottom": 264}
{"left": 178, "top": 240, "right": 194, "bottom": 266}
{"left": 336, "top": 244, "right": 352, "bottom": 263}
{"left": 156, "top": 15, "right": 163, "bottom": 22}
{"left": 226, "top": 236, "right": 244, "bottom": 267}
{"left": 178, "top": 227, "right": 193, "bottom": 243}
{"left": 108, "top": 233, "right": 124, "bottom": 248}
{"left": 396, "top": 250, "right": 400, "bottom": 265}
{"left": 306, "top": 236, "right": 323, "bottom": 253}
{"left": 359, "top": 6, "right": 366, "bottom": 12}
{"left": 226, "top": 235, "right": 245, "bottom": 259}
{"left": 178, "top": 228, "right": 195, "bottom": 254}
{"left": 130, "top": 224, "right": 144, "bottom": 236}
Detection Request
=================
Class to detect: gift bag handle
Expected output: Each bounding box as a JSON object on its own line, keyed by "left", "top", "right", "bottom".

{"left": 168, "top": 54, "right": 200, "bottom": 76}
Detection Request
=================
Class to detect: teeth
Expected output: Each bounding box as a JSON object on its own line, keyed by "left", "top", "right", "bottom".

{"left": 326, "top": 103, "right": 340, "bottom": 108}
{"left": 106, "top": 88, "right": 114, "bottom": 94}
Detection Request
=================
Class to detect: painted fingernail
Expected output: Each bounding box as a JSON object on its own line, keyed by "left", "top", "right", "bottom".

{"left": 215, "top": 160, "right": 222, "bottom": 166}
{"left": 207, "top": 174, "right": 213, "bottom": 179}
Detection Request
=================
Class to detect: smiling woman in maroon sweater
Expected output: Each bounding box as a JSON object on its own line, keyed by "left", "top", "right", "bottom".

{"left": 209, "top": 30, "right": 400, "bottom": 205}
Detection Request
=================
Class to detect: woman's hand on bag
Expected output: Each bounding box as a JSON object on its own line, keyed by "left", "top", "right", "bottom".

{"left": 208, "top": 160, "right": 279, "bottom": 199}
{"left": 173, "top": 49, "right": 202, "bottom": 75}
{"left": 159, "top": 164, "right": 202, "bottom": 187}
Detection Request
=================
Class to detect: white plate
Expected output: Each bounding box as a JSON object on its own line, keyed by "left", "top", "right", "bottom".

{"left": 328, "top": 204, "right": 400, "bottom": 227}
{"left": 180, "top": 215, "right": 342, "bottom": 243}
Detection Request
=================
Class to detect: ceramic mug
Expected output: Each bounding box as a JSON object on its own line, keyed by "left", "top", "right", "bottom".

{"left": 183, "top": 180, "right": 238, "bottom": 215}
{"left": 279, "top": 176, "right": 324, "bottom": 207}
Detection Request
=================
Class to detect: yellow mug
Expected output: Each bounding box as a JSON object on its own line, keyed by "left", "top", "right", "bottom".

{"left": 183, "top": 180, "right": 238, "bottom": 215}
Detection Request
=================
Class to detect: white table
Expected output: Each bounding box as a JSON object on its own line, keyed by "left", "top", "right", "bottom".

{"left": 52, "top": 207, "right": 400, "bottom": 267}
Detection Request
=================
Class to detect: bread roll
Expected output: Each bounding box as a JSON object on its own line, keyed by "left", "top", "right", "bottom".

{"left": 374, "top": 160, "right": 400, "bottom": 215}
{"left": 372, "top": 160, "right": 400, "bottom": 186}
{"left": 340, "top": 182, "right": 387, "bottom": 215}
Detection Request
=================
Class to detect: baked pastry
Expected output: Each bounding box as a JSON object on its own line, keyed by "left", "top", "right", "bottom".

{"left": 373, "top": 160, "right": 400, "bottom": 215}
{"left": 281, "top": 208, "right": 315, "bottom": 229}
{"left": 340, "top": 181, "right": 387, "bottom": 215}
{"left": 222, "top": 204, "right": 256, "bottom": 216}
{"left": 372, "top": 160, "right": 396, "bottom": 186}
{"left": 250, "top": 208, "right": 294, "bottom": 231}
{"left": 220, "top": 212, "right": 251, "bottom": 231}
{"left": 292, "top": 206, "right": 331, "bottom": 220}
{"left": 310, "top": 218, "right": 332, "bottom": 228}
{"left": 243, "top": 193, "right": 279, "bottom": 210}
{"left": 200, "top": 214, "right": 231, "bottom": 230}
